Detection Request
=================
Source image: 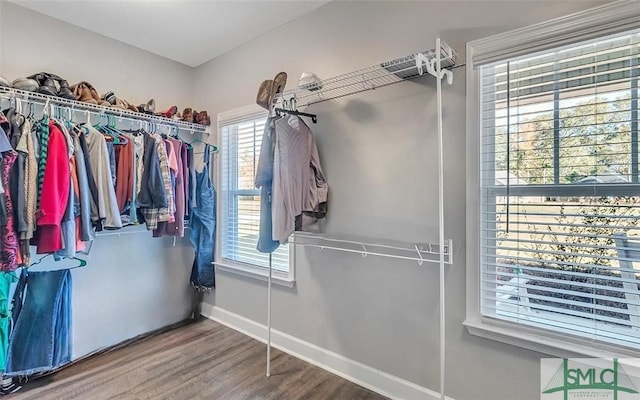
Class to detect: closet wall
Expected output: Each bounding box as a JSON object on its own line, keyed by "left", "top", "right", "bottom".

{"left": 0, "top": 2, "right": 196, "bottom": 359}
{"left": 193, "top": 2, "right": 607, "bottom": 400}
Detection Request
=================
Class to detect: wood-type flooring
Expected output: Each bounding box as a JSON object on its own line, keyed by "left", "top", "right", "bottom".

{"left": 9, "top": 318, "right": 388, "bottom": 400}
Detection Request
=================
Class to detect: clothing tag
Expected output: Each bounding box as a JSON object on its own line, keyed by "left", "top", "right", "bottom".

{"left": 35, "top": 209, "right": 45, "bottom": 219}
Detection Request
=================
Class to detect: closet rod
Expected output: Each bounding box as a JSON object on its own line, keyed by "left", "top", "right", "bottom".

{"left": 0, "top": 87, "right": 208, "bottom": 133}
{"left": 293, "top": 233, "right": 453, "bottom": 265}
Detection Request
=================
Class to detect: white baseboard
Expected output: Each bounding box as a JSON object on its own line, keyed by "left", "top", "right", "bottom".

{"left": 201, "top": 304, "right": 454, "bottom": 400}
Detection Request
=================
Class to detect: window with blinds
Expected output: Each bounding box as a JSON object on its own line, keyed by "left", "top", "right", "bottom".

{"left": 479, "top": 28, "right": 640, "bottom": 348}
{"left": 220, "top": 116, "right": 290, "bottom": 272}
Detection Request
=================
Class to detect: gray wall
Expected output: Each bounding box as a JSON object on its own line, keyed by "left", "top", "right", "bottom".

{"left": 193, "top": 2, "right": 606, "bottom": 400}
{"left": 0, "top": 2, "right": 196, "bottom": 360}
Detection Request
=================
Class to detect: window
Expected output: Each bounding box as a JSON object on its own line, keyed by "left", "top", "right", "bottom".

{"left": 472, "top": 23, "right": 640, "bottom": 352}
{"left": 218, "top": 106, "right": 291, "bottom": 281}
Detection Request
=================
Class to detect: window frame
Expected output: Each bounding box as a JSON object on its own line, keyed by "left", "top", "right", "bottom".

{"left": 465, "top": 1, "right": 640, "bottom": 357}
{"left": 215, "top": 104, "right": 295, "bottom": 287}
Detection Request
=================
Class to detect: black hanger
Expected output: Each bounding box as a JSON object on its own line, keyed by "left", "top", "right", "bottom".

{"left": 274, "top": 108, "right": 317, "bottom": 124}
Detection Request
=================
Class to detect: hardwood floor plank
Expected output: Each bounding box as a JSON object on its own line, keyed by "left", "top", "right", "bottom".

{"left": 9, "top": 319, "right": 387, "bottom": 400}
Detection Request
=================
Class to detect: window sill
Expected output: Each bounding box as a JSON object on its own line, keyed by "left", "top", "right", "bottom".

{"left": 214, "top": 261, "right": 295, "bottom": 288}
{"left": 463, "top": 318, "right": 640, "bottom": 359}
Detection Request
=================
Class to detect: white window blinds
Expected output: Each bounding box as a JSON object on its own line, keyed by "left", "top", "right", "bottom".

{"left": 479, "top": 28, "right": 640, "bottom": 348}
{"left": 220, "top": 115, "right": 289, "bottom": 271}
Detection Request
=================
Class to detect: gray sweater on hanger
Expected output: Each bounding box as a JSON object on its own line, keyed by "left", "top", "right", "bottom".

{"left": 85, "top": 126, "right": 122, "bottom": 229}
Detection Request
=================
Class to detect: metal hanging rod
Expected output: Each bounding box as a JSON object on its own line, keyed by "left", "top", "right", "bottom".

{"left": 274, "top": 107, "right": 317, "bottom": 123}
{"left": 0, "top": 86, "right": 208, "bottom": 133}
{"left": 275, "top": 40, "right": 456, "bottom": 108}
{"left": 293, "top": 232, "right": 453, "bottom": 266}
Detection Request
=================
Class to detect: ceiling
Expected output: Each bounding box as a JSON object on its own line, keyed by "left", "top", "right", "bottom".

{"left": 10, "top": 0, "right": 329, "bottom": 67}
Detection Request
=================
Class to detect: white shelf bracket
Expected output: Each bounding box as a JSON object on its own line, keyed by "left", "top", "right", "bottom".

{"left": 414, "top": 245, "right": 424, "bottom": 266}
{"left": 415, "top": 52, "right": 454, "bottom": 85}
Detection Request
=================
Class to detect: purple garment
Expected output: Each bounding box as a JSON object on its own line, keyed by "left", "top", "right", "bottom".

{"left": 153, "top": 139, "right": 185, "bottom": 237}
{"left": 181, "top": 143, "right": 189, "bottom": 218}
{"left": 0, "top": 151, "right": 19, "bottom": 271}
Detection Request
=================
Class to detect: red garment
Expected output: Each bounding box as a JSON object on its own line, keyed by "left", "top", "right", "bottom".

{"left": 115, "top": 141, "right": 134, "bottom": 213}
{"left": 36, "top": 122, "right": 70, "bottom": 254}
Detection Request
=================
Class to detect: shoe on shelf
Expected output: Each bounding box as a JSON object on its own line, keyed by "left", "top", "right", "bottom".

{"left": 57, "top": 79, "right": 77, "bottom": 100}
{"left": 160, "top": 105, "right": 177, "bottom": 118}
{"left": 72, "top": 81, "right": 108, "bottom": 105}
{"left": 72, "top": 82, "right": 98, "bottom": 104}
{"left": 0, "top": 76, "right": 10, "bottom": 87}
{"left": 182, "top": 108, "right": 194, "bottom": 123}
{"left": 195, "top": 111, "right": 210, "bottom": 126}
{"left": 138, "top": 99, "right": 155, "bottom": 114}
{"left": 28, "top": 72, "right": 77, "bottom": 100}
{"left": 37, "top": 76, "right": 59, "bottom": 97}
{"left": 102, "top": 91, "right": 117, "bottom": 105}
{"left": 12, "top": 78, "right": 39, "bottom": 92}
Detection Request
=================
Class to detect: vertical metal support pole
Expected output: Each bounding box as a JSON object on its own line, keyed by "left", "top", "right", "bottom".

{"left": 436, "top": 36, "right": 446, "bottom": 400}
{"left": 266, "top": 253, "right": 272, "bottom": 377}
{"left": 631, "top": 49, "right": 638, "bottom": 182}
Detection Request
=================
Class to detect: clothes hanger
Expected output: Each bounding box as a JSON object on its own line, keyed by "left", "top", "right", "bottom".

{"left": 28, "top": 253, "right": 87, "bottom": 270}
{"left": 274, "top": 96, "right": 317, "bottom": 123}
{"left": 95, "top": 114, "right": 121, "bottom": 144}
{"left": 186, "top": 136, "right": 218, "bottom": 153}
{"left": 105, "top": 115, "right": 127, "bottom": 144}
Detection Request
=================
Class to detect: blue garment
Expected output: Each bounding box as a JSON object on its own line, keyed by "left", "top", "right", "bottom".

{"left": 106, "top": 141, "right": 116, "bottom": 187}
{"left": 255, "top": 117, "right": 280, "bottom": 253}
{"left": 72, "top": 133, "right": 95, "bottom": 244}
{"left": 5, "top": 269, "right": 72, "bottom": 376}
{"left": 0, "top": 272, "right": 17, "bottom": 373}
{"left": 54, "top": 175, "right": 76, "bottom": 260}
{"left": 0, "top": 127, "right": 12, "bottom": 155}
{"left": 189, "top": 147, "right": 215, "bottom": 289}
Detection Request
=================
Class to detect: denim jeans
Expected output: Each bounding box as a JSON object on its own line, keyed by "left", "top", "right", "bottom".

{"left": 5, "top": 270, "right": 72, "bottom": 376}
{"left": 0, "top": 272, "right": 16, "bottom": 373}
{"left": 189, "top": 158, "right": 215, "bottom": 289}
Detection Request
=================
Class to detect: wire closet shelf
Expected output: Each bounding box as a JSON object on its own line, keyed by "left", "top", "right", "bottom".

{"left": 275, "top": 40, "right": 456, "bottom": 108}
{"left": 264, "top": 38, "right": 455, "bottom": 400}
{"left": 0, "top": 86, "right": 208, "bottom": 134}
{"left": 293, "top": 232, "right": 453, "bottom": 265}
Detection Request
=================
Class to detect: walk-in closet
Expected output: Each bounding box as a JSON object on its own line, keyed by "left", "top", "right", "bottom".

{"left": 0, "top": 1, "right": 639, "bottom": 399}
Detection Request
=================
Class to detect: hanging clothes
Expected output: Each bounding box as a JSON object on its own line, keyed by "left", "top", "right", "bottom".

{"left": 154, "top": 138, "right": 185, "bottom": 237}
{"left": 114, "top": 138, "right": 134, "bottom": 215}
{"left": 52, "top": 120, "right": 77, "bottom": 259}
{"left": 271, "top": 115, "right": 328, "bottom": 243}
{"left": 189, "top": 147, "right": 215, "bottom": 289}
{"left": 35, "top": 121, "right": 70, "bottom": 254}
{"left": 138, "top": 134, "right": 168, "bottom": 230}
{"left": 17, "top": 119, "right": 37, "bottom": 266}
{"left": 5, "top": 269, "right": 72, "bottom": 377}
{"left": 0, "top": 124, "right": 19, "bottom": 272}
{"left": 255, "top": 116, "right": 280, "bottom": 253}
{"left": 74, "top": 125, "right": 100, "bottom": 224}
{"left": 85, "top": 125, "right": 122, "bottom": 230}
{"left": 181, "top": 143, "right": 190, "bottom": 219}
{"left": 156, "top": 136, "right": 173, "bottom": 225}
{"left": 71, "top": 129, "right": 95, "bottom": 245}
{"left": 0, "top": 101, "right": 198, "bottom": 266}
{"left": 0, "top": 272, "right": 16, "bottom": 374}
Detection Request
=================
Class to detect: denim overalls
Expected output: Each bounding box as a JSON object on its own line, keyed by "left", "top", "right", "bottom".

{"left": 189, "top": 146, "right": 215, "bottom": 289}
